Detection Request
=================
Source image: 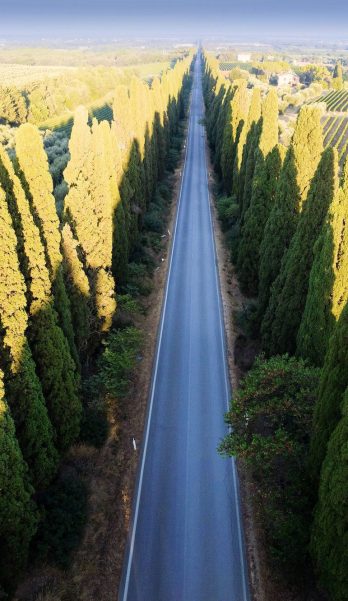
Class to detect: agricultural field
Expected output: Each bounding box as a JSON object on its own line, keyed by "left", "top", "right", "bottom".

{"left": 0, "top": 62, "right": 76, "bottom": 86}
{"left": 312, "top": 89, "right": 348, "bottom": 111}
{"left": 322, "top": 113, "right": 348, "bottom": 164}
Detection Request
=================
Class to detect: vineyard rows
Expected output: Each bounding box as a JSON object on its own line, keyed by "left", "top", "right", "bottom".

{"left": 39, "top": 101, "right": 113, "bottom": 136}
{"left": 322, "top": 114, "right": 348, "bottom": 165}
{"left": 313, "top": 89, "right": 348, "bottom": 112}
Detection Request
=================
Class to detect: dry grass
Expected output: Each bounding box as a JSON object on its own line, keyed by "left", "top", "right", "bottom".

{"left": 0, "top": 63, "right": 76, "bottom": 87}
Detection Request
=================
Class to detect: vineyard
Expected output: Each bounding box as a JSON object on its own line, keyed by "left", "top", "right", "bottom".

{"left": 219, "top": 61, "right": 252, "bottom": 72}
{"left": 321, "top": 113, "right": 348, "bottom": 165}
{"left": 39, "top": 98, "right": 113, "bottom": 135}
{"left": 313, "top": 89, "right": 348, "bottom": 111}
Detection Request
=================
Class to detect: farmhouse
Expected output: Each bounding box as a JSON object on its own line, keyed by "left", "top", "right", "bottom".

{"left": 273, "top": 71, "right": 300, "bottom": 86}
{"left": 237, "top": 53, "right": 251, "bottom": 62}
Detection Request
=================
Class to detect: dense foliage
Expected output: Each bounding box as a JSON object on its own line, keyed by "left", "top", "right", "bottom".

{"left": 0, "top": 52, "right": 193, "bottom": 594}
{"left": 203, "top": 51, "right": 348, "bottom": 600}
{"left": 219, "top": 355, "right": 319, "bottom": 576}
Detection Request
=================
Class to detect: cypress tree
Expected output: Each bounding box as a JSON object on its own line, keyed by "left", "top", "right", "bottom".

{"left": 332, "top": 62, "right": 344, "bottom": 90}
{"left": 237, "top": 87, "right": 262, "bottom": 207}
{"left": 1, "top": 153, "right": 81, "bottom": 452}
{"left": 265, "top": 147, "right": 338, "bottom": 356}
{"left": 64, "top": 109, "right": 116, "bottom": 333}
{"left": 15, "top": 125, "right": 79, "bottom": 365}
{"left": 259, "top": 106, "right": 323, "bottom": 333}
{"left": 259, "top": 87, "right": 279, "bottom": 159}
{"left": 309, "top": 301, "right": 348, "bottom": 482}
{"left": 61, "top": 223, "right": 91, "bottom": 355}
{"left": 310, "top": 386, "right": 348, "bottom": 601}
{"left": 0, "top": 178, "right": 58, "bottom": 486}
{"left": 0, "top": 368, "right": 38, "bottom": 594}
{"left": 297, "top": 159, "right": 348, "bottom": 365}
{"left": 237, "top": 144, "right": 285, "bottom": 295}
{"left": 221, "top": 80, "right": 249, "bottom": 194}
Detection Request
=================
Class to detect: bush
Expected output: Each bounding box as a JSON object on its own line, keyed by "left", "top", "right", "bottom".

{"left": 217, "top": 195, "right": 239, "bottom": 231}
{"left": 96, "top": 326, "right": 143, "bottom": 398}
{"left": 143, "top": 210, "right": 164, "bottom": 233}
{"left": 219, "top": 354, "right": 320, "bottom": 579}
{"left": 32, "top": 473, "right": 88, "bottom": 569}
{"left": 79, "top": 399, "right": 108, "bottom": 448}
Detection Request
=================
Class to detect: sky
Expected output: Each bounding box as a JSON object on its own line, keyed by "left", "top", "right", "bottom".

{"left": 0, "top": 0, "right": 347, "bottom": 40}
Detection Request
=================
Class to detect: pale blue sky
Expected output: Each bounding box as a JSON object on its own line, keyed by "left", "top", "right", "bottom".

{"left": 0, "top": 0, "right": 347, "bottom": 39}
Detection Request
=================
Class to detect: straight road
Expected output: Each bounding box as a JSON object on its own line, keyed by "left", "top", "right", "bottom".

{"left": 119, "top": 53, "right": 250, "bottom": 601}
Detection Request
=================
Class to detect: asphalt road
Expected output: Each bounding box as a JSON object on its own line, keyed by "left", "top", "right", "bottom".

{"left": 119, "top": 54, "right": 250, "bottom": 601}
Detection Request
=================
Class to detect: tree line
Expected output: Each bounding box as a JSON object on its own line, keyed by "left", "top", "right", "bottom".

{"left": 203, "top": 53, "right": 347, "bottom": 601}
{"left": 0, "top": 52, "right": 193, "bottom": 596}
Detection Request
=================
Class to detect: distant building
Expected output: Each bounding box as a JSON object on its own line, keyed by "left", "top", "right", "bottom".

{"left": 237, "top": 53, "right": 251, "bottom": 62}
{"left": 273, "top": 71, "right": 300, "bottom": 86}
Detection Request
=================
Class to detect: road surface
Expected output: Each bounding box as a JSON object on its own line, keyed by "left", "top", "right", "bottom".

{"left": 119, "top": 54, "right": 250, "bottom": 601}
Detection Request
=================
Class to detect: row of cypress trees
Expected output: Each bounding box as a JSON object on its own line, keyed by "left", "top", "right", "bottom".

{"left": 0, "top": 53, "right": 193, "bottom": 595}
{"left": 203, "top": 53, "right": 347, "bottom": 601}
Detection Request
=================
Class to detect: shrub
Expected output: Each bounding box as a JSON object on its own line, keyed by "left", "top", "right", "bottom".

{"left": 79, "top": 399, "right": 108, "bottom": 448}
{"left": 219, "top": 354, "right": 320, "bottom": 579}
{"left": 96, "top": 326, "right": 143, "bottom": 398}
{"left": 33, "top": 473, "right": 88, "bottom": 568}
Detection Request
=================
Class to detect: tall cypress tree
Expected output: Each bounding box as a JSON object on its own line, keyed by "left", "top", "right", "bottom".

{"left": 264, "top": 147, "right": 338, "bottom": 356}
{"left": 64, "top": 108, "right": 116, "bottom": 333}
{"left": 237, "top": 144, "right": 285, "bottom": 295}
{"left": 0, "top": 368, "right": 38, "bottom": 594}
{"left": 297, "top": 159, "right": 348, "bottom": 365}
{"left": 259, "top": 106, "right": 323, "bottom": 334}
{"left": 221, "top": 80, "right": 249, "bottom": 194}
{"left": 310, "top": 386, "right": 348, "bottom": 601}
{"left": 236, "top": 90, "right": 280, "bottom": 293}
{"left": 0, "top": 178, "right": 58, "bottom": 486}
{"left": 61, "top": 223, "right": 91, "bottom": 355}
{"left": 309, "top": 300, "right": 348, "bottom": 482}
{"left": 15, "top": 125, "right": 79, "bottom": 366}
{"left": 1, "top": 154, "right": 81, "bottom": 452}
{"left": 237, "top": 87, "right": 261, "bottom": 207}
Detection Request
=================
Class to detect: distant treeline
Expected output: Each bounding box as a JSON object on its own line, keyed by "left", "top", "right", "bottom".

{"left": 203, "top": 54, "right": 347, "bottom": 601}
{"left": 0, "top": 52, "right": 193, "bottom": 597}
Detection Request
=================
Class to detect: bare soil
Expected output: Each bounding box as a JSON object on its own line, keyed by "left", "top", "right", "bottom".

{"left": 15, "top": 126, "right": 188, "bottom": 601}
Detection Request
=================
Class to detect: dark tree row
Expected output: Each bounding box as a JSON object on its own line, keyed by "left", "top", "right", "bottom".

{"left": 0, "top": 53, "right": 193, "bottom": 596}
{"left": 203, "top": 53, "right": 347, "bottom": 601}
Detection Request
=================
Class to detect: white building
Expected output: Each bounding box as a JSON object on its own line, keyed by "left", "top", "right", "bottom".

{"left": 237, "top": 53, "right": 251, "bottom": 62}
{"left": 274, "top": 71, "right": 300, "bottom": 86}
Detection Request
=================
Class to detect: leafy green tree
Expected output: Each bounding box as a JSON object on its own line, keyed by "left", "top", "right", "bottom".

{"left": 219, "top": 354, "right": 319, "bottom": 576}
{"left": 297, "top": 159, "right": 348, "bottom": 365}
{"left": 237, "top": 144, "right": 284, "bottom": 295}
{"left": 15, "top": 124, "right": 79, "bottom": 365}
{"left": 259, "top": 106, "right": 323, "bottom": 335}
{"left": 310, "top": 386, "right": 348, "bottom": 601}
{"left": 0, "top": 174, "right": 58, "bottom": 487}
{"left": 264, "top": 147, "right": 338, "bottom": 356}
{"left": 0, "top": 368, "right": 38, "bottom": 595}
{"left": 309, "top": 301, "right": 348, "bottom": 482}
